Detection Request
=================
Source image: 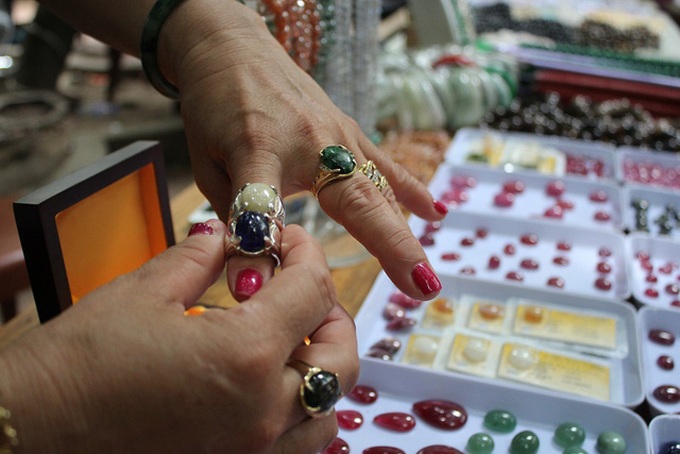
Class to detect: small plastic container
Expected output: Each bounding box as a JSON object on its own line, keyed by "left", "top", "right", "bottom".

{"left": 623, "top": 185, "right": 680, "bottom": 240}
{"left": 627, "top": 234, "right": 680, "bottom": 308}
{"left": 649, "top": 414, "right": 680, "bottom": 454}
{"left": 617, "top": 146, "right": 680, "bottom": 190}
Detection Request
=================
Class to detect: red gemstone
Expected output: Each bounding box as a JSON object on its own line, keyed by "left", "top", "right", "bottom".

{"left": 451, "top": 175, "right": 476, "bottom": 188}
{"left": 412, "top": 399, "right": 468, "bottom": 430}
{"left": 547, "top": 276, "right": 565, "bottom": 288}
{"left": 389, "top": 292, "right": 423, "bottom": 309}
{"left": 460, "top": 237, "right": 475, "bottom": 247}
{"left": 417, "top": 446, "right": 463, "bottom": 454}
{"left": 553, "top": 256, "right": 569, "bottom": 266}
{"left": 520, "top": 258, "right": 539, "bottom": 270}
{"left": 419, "top": 234, "right": 435, "bottom": 246}
{"left": 599, "top": 247, "right": 612, "bottom": 257}
{"left": 557, "top": 241, "right": 572, "bottom": 251}
{"left": 649, "top": 329, "right": 675, "bottom": 346}
{"left": 660, "top": 264, "right": 675, "bottom": 275}
{"left": 544, "top": 205, "right": 564, "bottom": 219}
{"left": 383, "top": 302, "right": 405, "bottom": 321}
{"left": 386, "top": 316, "right": 417, "bottom": 332}
{"left": 506, "top": 271, "right": 523, "bottom": 282}
{"left": 488, "top": 255, "right": 501, "bottom": 269}
{"left": 589, "top": 190, "right": 608, "bottom": 202}
{"left": 366, "top": 349, "right": 392, "bottom": 361}
{"left": 645, "top": 288, "right": 660, "bottom": 298}
{"left": 520, "top": 233, "right": 538, "bottom": 246}
{"left": 641, "top": 260, "right": 654, "bottom": 272}
{"left": 504, "top": 244, "right": 516, "bottom": 255}
{"left": 337, "top": 410, "right": 363, "bottom": 430}
{"left": 597, "top": 262, "right": 612, "bottom": 274}
{"left": 647, "top": 274, "right": 658, "bottom": 283}
{"left": 546, "top": 180, "right": 565, "bottom": 197}
{"left": 441, "top": 188, "right": 469, "bottom": 205}
{"left": 424, "top": 221, "right": 442, "bottom": 234}
{"left": 364, "top": 448, "right": 405, "bottom": 454}
{"left": 672, "top": 300, "right": 680, "bottom": 308}
{"left": 654, "top": 385, "right": 680, "bottom": 403}
{"left": 557, "top": 199, "right": 575, "bottom": 210}
{"left": 503, "top": 180, "right": 525, "bottom": 194}
{"left": 657, "top": 355, "right": 675, "bottom": 370}
{"left": 594, "top": 211, "right": 611, "bottom": 222}
{"left": 494, "top": 192, "right": 514, "bottom": 207}
{"left": 636, "top": 250, "right": 650, "bottom": 261}
{"left": 322, "top": 437, "right": 349, "bottom": 454}
{"left": 374, "top": 412, "right": 416, "bottom": 432}
{"left": 459, "top": 266, "right": 476, "bottom": 275}
{"left": 441, "top": 252, "right": 461, "bottom": 261}
{"left": 348, "top": 384, "right": 379, "bottom": 404}
{"left": 476, "top": 227, "right": 489, "bottom": 239}
{"left": 370, "top": 339, "right": 401, "bottom": 355}
{"left": 594, "top": 277, "right": 612, "bottom": 291}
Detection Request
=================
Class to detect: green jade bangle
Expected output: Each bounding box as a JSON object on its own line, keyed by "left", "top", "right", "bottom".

{"left": 140, "top": 0, "right": 184, "bottom": 99}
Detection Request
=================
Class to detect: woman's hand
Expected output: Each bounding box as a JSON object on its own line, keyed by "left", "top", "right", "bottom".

{"left": 0, "top": 221, "right": 358, "bottom": 453}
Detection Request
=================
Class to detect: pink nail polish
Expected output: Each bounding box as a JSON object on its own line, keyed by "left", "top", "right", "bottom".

{"left": 433, "top": 200, "right": 449, "bottom": 215}
{"left": 235, "top": 268, "right": 263, "bottom": 299}
{"left": 188, "top": 222, "right": 214, "bottom": 236}
{"left": 411, "top": 262, "right": 441, "bottom": 296}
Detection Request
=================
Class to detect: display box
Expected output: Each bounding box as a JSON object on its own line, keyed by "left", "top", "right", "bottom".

{"left": 13, "top": 141, "right": 174, "bottom": 323}
{"left": 627, "top": 234, "right": 680, "bottom": 308}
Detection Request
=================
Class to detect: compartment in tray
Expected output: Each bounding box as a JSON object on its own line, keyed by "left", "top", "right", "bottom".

{"left": 355, "top": 274, "right": 643, "bottom": 407}
{"left": 623, "top": 185, "right": 680, "bottom": 240}
{"left": 650, "top": 414, "right": 680, "bottom": 453}
{"left": 413, "top": 211, "right": 630, "bottom": 300}
{"left": 627, "top": 234, "right": 680, "bottom": 308}
{"left": 430, "top": 163, "right": 624, "bottom": 231}
{"left": 617, "top": 147, "right": 680, "bottom": 190}
{"left": 638, "top": 306, "right": 680, "bottom": 416}
{"left": 331, "top": 359, "right": 649, "bottom": 453}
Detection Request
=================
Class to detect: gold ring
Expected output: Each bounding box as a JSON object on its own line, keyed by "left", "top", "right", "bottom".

{"left": 358, "top": 160, "right": 388, "bottom": 192}
{"left": 311, "top": 145, "right": 357, "bottom": 198}
{"left": 287, "top": 359, "right": 341, "bottom": 418}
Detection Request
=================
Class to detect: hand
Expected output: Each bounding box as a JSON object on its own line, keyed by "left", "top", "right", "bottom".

{"left": 0, "top": 221, "right": 358, "bottom": 453}
{"left": 160, "top": 0, "right": 445, "bottom": 302}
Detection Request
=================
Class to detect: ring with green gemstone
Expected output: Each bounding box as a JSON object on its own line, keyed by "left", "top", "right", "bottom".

{"left": 311, "top": 145, "right": 357, "bottom": 198}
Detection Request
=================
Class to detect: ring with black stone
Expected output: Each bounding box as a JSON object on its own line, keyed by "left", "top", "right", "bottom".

{"left": 311, "top": 145, "right": 357, "bottom": 198}
{"left": 357, "top": 160, "right": 388, "bottom": 193}
{"left": 226, "top": 183, "right": 285, "bottom": 262}
{"left": 287, "top": 359, "right": 342, "bottom": 418}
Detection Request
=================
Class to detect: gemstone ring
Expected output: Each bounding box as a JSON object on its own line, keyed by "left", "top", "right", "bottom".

{"left": 357, "top": 160, "right": 388, "bottom": 193}
{"left": 287, "top": 359, "right": 342, "bottom": 418}
{"left": 310, "top": 145, "right": 357, "bottom": 198}
{"left": 226, "top": 183, "right": 285, "bottom": 261}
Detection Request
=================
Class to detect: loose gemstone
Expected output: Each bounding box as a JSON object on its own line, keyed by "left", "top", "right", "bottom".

{"left": 563, "top": 448, "right": 588, "bottom": 454}
{"left": 546, "top": 180, "right": 565, "bottom": 197}
{"left": 599, "top": 247, "right": 612, "bottom": 257}
{"left": 386, "top": 316, "right": 417, "bottom": 331}
{"left": 451, "top": 175, "right": 477, "bottom": 188}
{"left": 590, "top": 190, "right": 608, "bottom": 202}
{"left": 417, "top": 446, "right": 463, "bottom": 454}
{"left": 373, "top": 412, "right": 416, "bottom": 432}
{"left": 557, "top": 240, "right": 572, "bottom": 251}
{"left": 647, "top": 274, "right": 658, "bottom": 283}
{"left": 509, "top": 346, "right": 538, "bottom": 370}
{"left": 441, "top": 188, "right": 469, "bottom": 205}
{"left": 661, "top": 441, "right": 680, "bottom": 454}
{"left": 424, "top": 221, "right": 442, "bottom": 234}
{"left": 442, "top": 252, "right": 461, "bottom": 261}
{"left": 544, "top": 205, "right": 563, "bottom": 219}
{"left": 503, "top": 180, "right": 526, "bottom": 194}
{"left": 466, "top": 433, "right": 495, "bottom": 454}
{"left": 672, "top": 300, "right": 680, "bottom": 308}
{"left": 554, "top": 422, "right": 586, "bottom": 448}
{"left": 553, "top": 256, "right": 570, "bottom": 266}
{"left": 463, "top": 337, "right": 489, "bottom": 363}
{"left": 431, "top": 298, "right": 454, "bottom": 315}
{"left": 510, "top": 430, "right": 540, "bottom": 454}
{"left": 383, "top": 302, "right": 405, "bottom": 321}
{"left": 524, "top": 306, "right": 544, "bottom": 323}
{"left": 557, "top": 199, "right": 575, "bottom": 210}
{"left": 479, "top": 303, "right": 504, "bottom": 320}
{"left": 389, "top": 292, "right": 423, "bottom": 309}
{"left": 234, "top": 211, "right": 269, "bottom": 253}
{"left": 412, "top": 399, "right": 468, "bottom": 430}
{"left": 419, "top": 233, "right": 436, "bottom": 246}
{"left": 667, "top": 283, "right": 680, "bottom": 295}
{"left": 649, "top": 329, "right": 675, "bottom": 345}
{"left": 547, "top": 276, "right": 565, "bottom": 289}
{"left": 483, "top": 409, "right": 517, "bottom": 433}
{"left": 322, "top": 437, "right": 349, "bottom": 454}
{"left": 594, "top": 211, "right": 611, "bottom": 222}
{"left": 370, "top": 339, "right": 401, "bottom": 355}
{"left": 520, "top": 258, "right": 539, "bottom": 270}
{"left": 494, "top": 192, "right": 515, "bottom": 207}
{"left": 488, "top": 255, "right": 501, "bottom": 269}
{"left": 504, "top": 244, "right": 516, "bottom": 255}
{"left": 366, "top": 348, "right": 392, "bottom": 361}
{"left": 337, "top": 410, "right": 363, "bottom": 430}
{"left": 657, "top": 355, "right": 675, "bottom": 370}
{"left": 645, "top": 288, "right": 660, "bottom": 298}
{"left": 596, "top": 431, "right": 627, "bottom": 453}
{"left": 597, "top": 262, "right": 612, "bottom": 273}
{"left": 520, "top": 233, "right": 538, "bottom": 245}
{"left": 476, "top": 227, "right": 489, "bottom": 238}
{"left": 506, "top": 271, "right": 524, "bottom": 282}
{"left": 364, "top": 448, "right": 405, "bottom": 454}
{"left": 660, "top": 263, "right": 676, "bottom": 274}
{"left": 595, "top": 277, "right": 612, "bottom": 291}
{"left": 459, "top": 266, "right": 476, "bottom": 275}
{"left": 653, "top": 385, "right": 680, "bottom": 403}
{"left": 320, "top": 145, "right": 356, "bottom": 174}
{"left": 347, "top": 384, "right": 379, "bottom": 404}
{"left": 460, "top": 237, "right": 475, "bottom": 246}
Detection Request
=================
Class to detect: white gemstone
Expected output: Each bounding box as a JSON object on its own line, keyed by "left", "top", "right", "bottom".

{"left": 509, "top": 346, "right": 538, "bottom": 370}
{"left": 463, "top": 338, "right": 488, "bottom": 363}
{"left": 237, "top": 183, "right": 280, "bottom": 214}
{"left": 413, "top": 336, "right": 438, "bottom": 356}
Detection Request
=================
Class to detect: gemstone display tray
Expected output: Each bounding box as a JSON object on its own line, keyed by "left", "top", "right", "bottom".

{"left": 650, "top": 414, "right": 680, "bottom": 453}
{"left": 413, "top": 210, "right": 630, "bottom": 300}
{"left": 444, "top": 127, "right": 617, "bottom": 180}
{"left": 333, "top": 359, "right": 650, "bottom": 453}
{"left": 617, "top": 147, "right": 680, "bottom": 191}
{"left": 638, "top": 306, "right": 680, "bottom": 415}
{"left": 627, "top": 234, "right": 680, "bottom": 308}
{"left": 355, "top": 274, "right": 644, "bottom": 407}
{"left": 623, "top": 185, "right": 680, "bottom": 240}
{"left": 430, "top": 162, "right": 624, "bottom": 231}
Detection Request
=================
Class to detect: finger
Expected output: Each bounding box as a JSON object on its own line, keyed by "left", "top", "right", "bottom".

{"left": 192, "top": 158, "right": 233, "bottom": 222}
{"left": 273, "top": 413, "right": 339, "bottom": 454}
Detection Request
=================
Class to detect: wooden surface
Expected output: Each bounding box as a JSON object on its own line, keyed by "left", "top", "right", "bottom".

{"left": 0, "top": 183, "right": 382, "bottom": 350}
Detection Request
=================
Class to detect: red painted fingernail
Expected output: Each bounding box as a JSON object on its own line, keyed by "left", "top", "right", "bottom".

{"left": 235, "top": 268, "right": 263, "bottom": 299}
{"left": 188, "top": 222, "right": 214, "bottom": 236}
{"left": 433, "top": 200, "right": 449, "bottom": 215}
{"left": 411, "top": 262, "right": 442, "bottom": 296}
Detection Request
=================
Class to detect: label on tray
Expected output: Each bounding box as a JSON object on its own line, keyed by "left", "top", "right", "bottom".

{"left": 467, "top": 299, "right": 507, "bottom": 334}
{"left": 446, "top": 333, "right": 499, "bottom": 377}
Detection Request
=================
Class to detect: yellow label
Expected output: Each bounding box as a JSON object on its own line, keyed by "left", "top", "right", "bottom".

{"left": 497, "top": 343, "right": 610, "bottom": 401}
{"left": 467, "top": 300, "right": 506, "bottom": 334}
{"left": 421, "top": 297, "right": 455, "bottom": 331}
{"left": 446, "top": 333, "right": 495, "bottom": 377}
{"left": 514, "top": 304, "right": 617, "bottom": 350}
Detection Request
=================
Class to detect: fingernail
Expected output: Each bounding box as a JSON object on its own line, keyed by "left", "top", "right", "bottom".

{"left": 188, "top": 222, "right": 214, "bottom": 237}
{"left": 235, "top": 268, "right": 263, "bottom": 299}
{"left": 411, "top": 262, "right": 442, "bottom": 296}
{"left": 433, "top": 199, "right": 448, "bottom": 215}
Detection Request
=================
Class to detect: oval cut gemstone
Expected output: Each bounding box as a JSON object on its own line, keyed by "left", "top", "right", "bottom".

{"left": 466, "top": 432, "right": 494, "bottom": 454}
{"left": 389, "top": 292, "right": 422, "bottom": 309}
{"left": 370, "top": 339, "right": 401, "bottom": 355}
{"left": 649, "top": 329, "right": 675, "bottom": 345}
{"left": 594, "top": 277, "right": 612, "bottom": 291}
{"left": 657, "top": 355, "right": 674, "bottom": 370}
{"left": 554, "top": 422, "right": 585, "bottom": 448}
{"left": 347, "top": 384, "right": 379, "bottom": 404}
{"left": 337, "top": 410, "right": 363, "bottom": 430}
{"left": 364, "top": 448, "right": 405, "bottom": 454}
{"left": 553, "top": 256, "right": 569, "bottom": 266}
{"left": 304, "top": 370, "right": 341, "bottom": 414}
{"left": 520, "top": 258, "right": 539, "bottom": 270}
{"left": 234, "top": 211, "right": 268, "bottom": 253}
{"left": 483, "top": 409, "right": 516, "bottom": 433}
{"left": 520, "top": 233, "right": 538, "bottom": 245}
{"left": 488, "top": 255, "right": 501, "bottom": 269}
{"left": 654, "top": 384, "right": 680, "bottom": 403}
{"left": 510, "top": 430, "right": 539, "bottom": 454}
{"left": 442, "top": 252, "right": 461, "bottom": 261}
{"left": 413, "top": 399, "right": 468, "bottom": 430}
{"left": 596, "top": 431, "right": 627, "bottom": 454}
{"left": 547, "top": 276, "right": 565, "bottom": 289}
{"left": 417, "top": 446, "right": 463, "bottom": 454}
{"left": 322, "top": 437, "right": 349, "bottom": 454}
{"left": 563, "top": 448, "right": 587, "bottom": 454}
{"left": 557, "top": 240, "right": 571, "bottom": 251}
{"left": 320, "top": 145, "right": 356, "bottom": 174}
{"left": 373, "top": 412, "right": 416, "bottom": 432}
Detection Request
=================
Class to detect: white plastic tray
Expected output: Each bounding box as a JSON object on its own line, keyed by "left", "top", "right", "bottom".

{"left": 355, "top": 274, "right": 644, "bottom": 407}
{"left": 623, "top": 185, "right": 680, "bottom": 240}
{"left": 627, "top": 234, "right": 680, "bottom": 308}
{"left": 617, "top": 147, "right": 680, "bottom": 191}
{"left": 650, "top": 414, "right": 680, "bottom": 453}
{"left": 333, "top": 359, "right": 650, "bottom": 453}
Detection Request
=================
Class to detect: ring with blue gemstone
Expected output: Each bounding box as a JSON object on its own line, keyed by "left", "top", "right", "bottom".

{"left": 287, "top": 359, "right": 342, "bottom": 418}
{"left": 226, "top": 183, "right": 285, "bottom": 261}
{"left": 311, "top": 145, "right": 357, "bottom": 198}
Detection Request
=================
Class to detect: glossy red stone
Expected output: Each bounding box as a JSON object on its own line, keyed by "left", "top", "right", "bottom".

{"left": 520, "top": 258, "right": 539, "bottom": 270}
{"left": 506, "top": 271, "right": 524, "bottom": 282}
{"left": 636, "top": 250, "right": 650, "bottom": 261}
{"left": 672, "top": 300, "right": 680, "bottom": 308}
{"left": 451, "top": 175, "right": 477, "bottom": 188}
{"left": 597, "top": 262, "right": 612, "bottom": 274}
{"left": 424, "top": 221, "right": 442, "bottom": 234}
{"left": 476, "top": 227, "right": 489, "bottom": 238}
{"left": 322, "top": 437, "right": 349, "bottom": 454}
{"left": 547, "top": 276, "right": 565, "bottom": 288}
{"left": 553, "top": 256, "right": 569, "bottom": 266}
{"left": 441, "top": 188, "right": 469, "bottom": 205}
{"left": 412, "top": 399, "right": 468, "bottom": 430}
{"left": 383, "top": 302, "right": 405, "bottom": 321}
{"left": 494, "top": 192, "right": 514, "bottom": 207}
{"left": 370, "top": 339, "right": 401, "bottom": 355}
{"left": 544, "top": 205, "right": 564, "bottom": 219}
{"left": 589, "top": 190, "right": 608, "bottom": 202}
{"left": 419, "top": 234, "right": 435, "bottom": 247}
{"left": 556, "top": 241, "right": 572, "bottom": 251}
{"left": 460, "top": 237, "right": 475, "bottom": 247}
{"left": 488, "top": 255, "right": 501, "bottom": 269}
{"left": 649, "top": 329, "right": 675, "bottom": 346}
{"left": 417, "top": 446, "right": 463, "bottom": 454}
{"left": 389, "top": 292, "right": 423, "bottom": 309}
{"left": 594, "top": 211, "right": 611, "bottom": 222}
{"left": 504, "top": 244, "right": 516, "bottom": 255}
{"left": 520, "top": 233, "right": 538, "bottom": 246}
{"left": 647, "top": 274, "right": 659, "bottom": 283}
{"left": 459, "top": 266, "right": 476, "bottom": 275}
{"left": 441, "top": 252, "right": 461, "bottom": 261}
{"left": 546, "top": 180, "right": 565, "bottom": 197}
{"left": 364, "top": 447, "right": 405, "bottom": 454}
{"left": 386, "top": 316, "right": 417, "bottom": 332}
{"left": 594, "top": 277, "right": 612, "bottom": 291}
{"left": 373, "top": 412, "right": 416, "bottom": 432}
{"left": 347, "top": 384, "right": 379, "bottom": 404}
{"left": 366, "top": 349, "right": 392, "bottom": 361}
{"left": 599, "top": 247, "right": 612, "bottom": 257}
{"left": 657, "top": 355, "right": 675, "bottom": 371}
{"left": 654, "top": 385, "right": 680, "bottom": 403}
{"left": 503, "top": 180, "right": 525, "bottom": 194}
{"left": 337, "top": 410, "right": 363, "bottom": 430}
{"left": 645, "top": 288, "right": 660, "bottom": 298}
{"left": 556, "top": 199, "right": 574, "bottom": 210}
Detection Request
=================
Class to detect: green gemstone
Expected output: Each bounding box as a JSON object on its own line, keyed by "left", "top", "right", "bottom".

{"left": 320, "top": 145, "right": 356, "bottom": 174}
{"left": 483, "top": 409, "right": 517, "bottom": 433}
{"left": 466, "top": 432, "right": 494, "bottom": 454}
{"left": 564, "top": 447, "right": 588, "bottom": 454}
{"left": 554, "top": 422, "right": 586, "bottom": 448}
{"left": 510, "top": 430, "right": 540, "bottom": 454}
{"left": 596, "top": 431, "right": 627, "bottom": 454}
